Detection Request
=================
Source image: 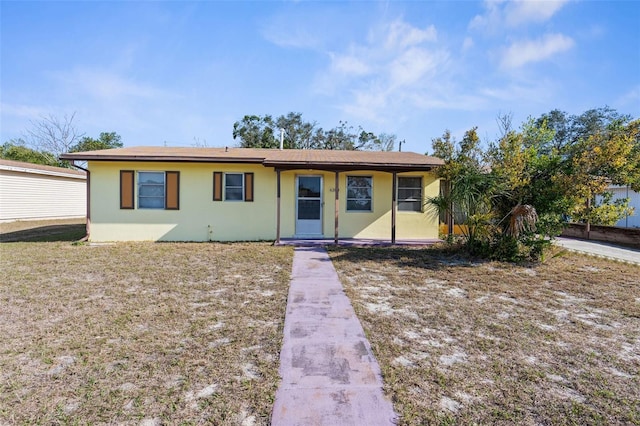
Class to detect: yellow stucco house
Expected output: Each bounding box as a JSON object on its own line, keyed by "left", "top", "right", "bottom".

{"left": 60, "top": 147, "right": 444, "bottom": 243}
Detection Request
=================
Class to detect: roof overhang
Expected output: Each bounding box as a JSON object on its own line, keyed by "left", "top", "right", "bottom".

{"left": 267, "top": 162, "right": 435, "bottom": 173}
{"left": 60, "top": 147, "right": 444, "bottom": 173}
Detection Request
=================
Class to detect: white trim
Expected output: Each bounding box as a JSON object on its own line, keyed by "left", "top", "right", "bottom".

{"left": 295, "top": 175, "right": 323, "bottom": 236}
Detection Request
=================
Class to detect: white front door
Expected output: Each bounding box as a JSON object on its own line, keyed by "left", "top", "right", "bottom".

{"left": 296, "top": 175, "right": 323, "bottom": 236}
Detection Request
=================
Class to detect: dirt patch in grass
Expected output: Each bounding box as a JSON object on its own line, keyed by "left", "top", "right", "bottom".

{"left": 0, "top": 218, "right": 86, "bottom": 242}
{"left": 0, "top": 242, "right": 293, "bottom": 425}
{"left": 329, "top": 247, "right": 640, "bottom": 425}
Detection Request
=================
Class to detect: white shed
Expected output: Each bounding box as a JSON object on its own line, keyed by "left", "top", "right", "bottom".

{"left": 0, "top": 159, "right": 86, "bottom": 222}
{"left": 605, "top": 185, "right": 640, "bottom": 228}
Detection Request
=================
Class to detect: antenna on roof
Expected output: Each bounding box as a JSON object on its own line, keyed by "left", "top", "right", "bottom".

{"left": 398, "top": 140, "right": 404, "bottom": 152}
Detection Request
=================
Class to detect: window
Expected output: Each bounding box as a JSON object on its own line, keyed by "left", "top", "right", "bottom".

{"left": 138, "top": 171, "right": 165, "bottom": 209}
{"left": 346, "top": 176, "right": 372, "bottom": 211}
{"left": 123, "top": 171, "right": 179, "bottom": 210}
{"left": 213, "top": 172, "right": 254, "bottom": 202}
{"left": 398, "top": 176, "right": 422, "bottom": 212}
{"left": 225, "top": 173, "right": 243, "bottom": 201}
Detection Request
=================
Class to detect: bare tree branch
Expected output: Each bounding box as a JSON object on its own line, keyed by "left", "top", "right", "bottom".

{"left": 24, "top": 112, "right": 85, "bottom": 158}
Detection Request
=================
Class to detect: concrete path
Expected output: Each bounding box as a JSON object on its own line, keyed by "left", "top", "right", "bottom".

{"left": 272, "top": 247, "right": 396, "bottom": 426}
{"left": 555, "top": 237, "right": 640, "bottom": 265}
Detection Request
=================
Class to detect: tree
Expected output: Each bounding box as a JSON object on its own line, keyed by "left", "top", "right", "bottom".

{"left": 275, "top": 112, "right": 316, "bottom": 149}
{"left": 559, "top": 119, "right": 639, "bottom": 224}
{"left": 232, "top": 112, "right": 397, "bottom": 151}
{"left": 232, "top": 115, "right": 278, "bottom": 148}
{"left": 429, "top": 127, "right": 485, "bottom": 236}
{"left": 70, "top": 132, "right": 123, "bottom": 152}
{"left": 24, "top": 112, "right": 84, "bottom": 160}
{"left": 373, "top": 133, "right": 396, "bottom": 151}
{"left": 0, "top": 139, "right": 59, "bottom": 166}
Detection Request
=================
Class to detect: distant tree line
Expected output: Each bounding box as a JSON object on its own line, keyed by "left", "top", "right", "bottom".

{"left": 232, "top": 112, "right": 398, "bottom": 151}
{"left": 1, "top": 113, "right": 123, "bottom": 168}
{"left": 428, "top": 106, "right": 640, "bottom": 261}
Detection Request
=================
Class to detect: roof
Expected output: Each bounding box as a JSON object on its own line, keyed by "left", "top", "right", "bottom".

{"left": 0, "top": 159, "right": 86, "bottom": 179}
{"left": 60, "top": 146, "right": 444, "bottom": 172}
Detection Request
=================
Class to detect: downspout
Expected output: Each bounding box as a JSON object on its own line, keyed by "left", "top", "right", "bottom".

{"left": 70, "top": 161, "right": 90, "bottom": 241}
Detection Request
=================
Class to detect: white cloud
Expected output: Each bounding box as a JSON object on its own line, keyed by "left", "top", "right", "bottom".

{"left": 308, "top": 17, "right": 450, "bottom": 124}
{"left": 330, "top": 53, "right": 371, "bottom": 76}
{"left": 501, "top": 33, "right": 574, "bottom": 68}
{"left": 384, "top": 19, "right": 437, "bottom": 49}
{"left": 52, "top": 68, "right": 170, "bottom": 102}
{"left": 504, "top": 0, "right": 569, "bottom": 26}
{"left": 0, "top": 103, "right": 49, "bottom": 120}
{"left": 389, "top": 47, "right": 446, "bottom": 88}
{"left": 470, "top": 0, "right": 570, "bottom": 31}
{"left": 615, "top": 85, "right": 640, "bottom": 109}
{"left": 462, "top": 37, "right": 474, "bottom": 51}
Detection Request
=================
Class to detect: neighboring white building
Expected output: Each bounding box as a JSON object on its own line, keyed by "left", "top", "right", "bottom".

{"left": 0, "top": 159, "right": 86, "bottom": 222}
{"left": 604, "top": 185, "right": 640, "bottom": 228}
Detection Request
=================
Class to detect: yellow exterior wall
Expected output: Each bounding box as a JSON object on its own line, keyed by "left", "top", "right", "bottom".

{"left": 89, "top": 161, "right": 277, "bottom": 242}
{"left": 278, "top": 170, "right": 440, "bottom": 240}
{"left": 88, "top": 162, "right": 440, "bottom": 242}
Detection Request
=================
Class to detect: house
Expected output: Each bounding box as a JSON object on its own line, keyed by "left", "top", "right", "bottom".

{"left": 59, "top": 147, "right": 444, "bottom": 242}
{"left": 0, "top": 159, "right": 86, "bottom": 222}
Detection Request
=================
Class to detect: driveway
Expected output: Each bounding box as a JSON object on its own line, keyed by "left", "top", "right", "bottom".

{"left": 555, "top": 237, "right": 640, "bottom": 265}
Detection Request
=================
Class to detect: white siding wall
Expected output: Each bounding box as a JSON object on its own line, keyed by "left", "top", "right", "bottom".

{"left": 603, "top": 186, "right": 640, "bottom": 228}
{"left": 0, "top": 170, "right": 86, "bottom": 221}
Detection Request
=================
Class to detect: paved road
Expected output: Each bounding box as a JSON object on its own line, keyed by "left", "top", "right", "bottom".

{"left": 554, "top": 237, "right": 640, "bottom": 265}
{"left": 271, "top": 247, "right": 396, "bottom": 426}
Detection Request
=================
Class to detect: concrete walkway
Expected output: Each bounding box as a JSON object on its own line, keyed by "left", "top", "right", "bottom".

{"left": 271, "top": 247, "right": 396, "bottom": 426}
{"left": 555, "top": 237, "right": 640, "bottom": 265}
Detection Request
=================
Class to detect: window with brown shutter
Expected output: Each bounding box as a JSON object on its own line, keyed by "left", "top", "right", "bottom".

{"left": 165, "top": 171, "right": 180, "bottom": 209}
{"left": 120, "top": 170, "right": 135, "bottom": 209}
{"left": 244, "top": 172, "right": 254, "bottom": 202}
{"left": 213, "top": 172, "right": 223, "bottom": 201}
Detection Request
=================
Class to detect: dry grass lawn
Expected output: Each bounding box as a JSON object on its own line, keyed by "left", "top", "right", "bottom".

{"left": 329, "top": 247, "right": 640, "bottom": 425}
{"left": 0, "top": 241, "right": 293, "bottom": 425}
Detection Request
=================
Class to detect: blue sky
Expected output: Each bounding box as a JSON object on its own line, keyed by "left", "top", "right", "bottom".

{"left": 1, "top": 0, "right": 639, "bottom": 154}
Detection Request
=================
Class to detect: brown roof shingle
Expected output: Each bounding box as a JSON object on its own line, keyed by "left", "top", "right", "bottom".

{"left": 0, "top": 159, "right": 86, "bottom": 177}
{"left": 60, "top": 146, "right": 444, "bottom": 172}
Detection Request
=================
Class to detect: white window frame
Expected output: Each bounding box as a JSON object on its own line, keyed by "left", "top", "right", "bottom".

{"left": 224, "top": 172, "right": 244, "bottom": 201}
{"left": 346, "top": 176, "right": 373, "bottom": 212}
{"left": 137, "top": 171, "right": 165, "bottom": 209}
{"left": 397, "top": 176, "right": 423, "bottom": 212}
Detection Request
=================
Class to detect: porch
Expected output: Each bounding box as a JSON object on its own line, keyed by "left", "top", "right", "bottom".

{"left": 275, "top": 237, "right": 442, "bottom": 247}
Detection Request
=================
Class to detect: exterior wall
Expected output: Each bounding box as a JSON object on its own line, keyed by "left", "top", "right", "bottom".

{"left": 0, "top": 169, "right": 86, "bottom": 221}
{"left": 89, "top": 162, "right": 440, "bottom": 242}
{"left": 561, "top": 223, "right": 640, "bottom": 248}
{"left": 279, "top": 170, "right": 440, "bottom": 240}
{"left": 602, "top": 186, "right": 640, "bottom": 228}
{"left": 89, "top": 161, "right": 277, "bottom": 242}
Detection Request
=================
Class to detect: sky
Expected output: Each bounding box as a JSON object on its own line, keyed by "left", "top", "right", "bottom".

{"left": 1, "top": 0, "right": 639, "bottom": 155}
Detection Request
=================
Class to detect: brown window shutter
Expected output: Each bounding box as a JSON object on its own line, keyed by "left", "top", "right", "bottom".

{"left": 244, "top": 172, "right": 254, "bottom": 202}
{"left": 120, "top": 170, "right": 135, "bottom": 209}
{"left": 213, "top": 172, "right": 223, "bottom": 201}
{"left": 165, "top": 171, "right": 180, "bottom": 210}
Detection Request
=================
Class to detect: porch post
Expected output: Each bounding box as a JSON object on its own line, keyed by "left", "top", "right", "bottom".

{"left": 334, "top": 171, "right": 339, "bottom": 245}
{"left": 276, "top": 169, "right": 281, "bottom": 244}
{"left": 392, "top": 171, "right": 397, "bottom": 244}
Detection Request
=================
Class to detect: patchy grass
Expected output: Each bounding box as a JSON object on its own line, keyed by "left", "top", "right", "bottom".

{"left": 0, "top": 218, "right": 86, "bottom": 242}
{"left": 0, "top": 241, "right": 293, "bottom": 425}
{"left": 329, "top": 247, "right": 640, "bottom": 425}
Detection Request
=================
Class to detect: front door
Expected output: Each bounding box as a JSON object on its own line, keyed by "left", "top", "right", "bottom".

{"left": 296, "top": 175, "right": 323, "bottom": 236}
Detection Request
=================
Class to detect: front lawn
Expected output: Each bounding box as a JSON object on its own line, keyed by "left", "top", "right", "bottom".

{"left": 0, "top": 241, "right": 293, "bottom": 425}
{"left": 329, "top": 247, "right": 640, "bottom": 425}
